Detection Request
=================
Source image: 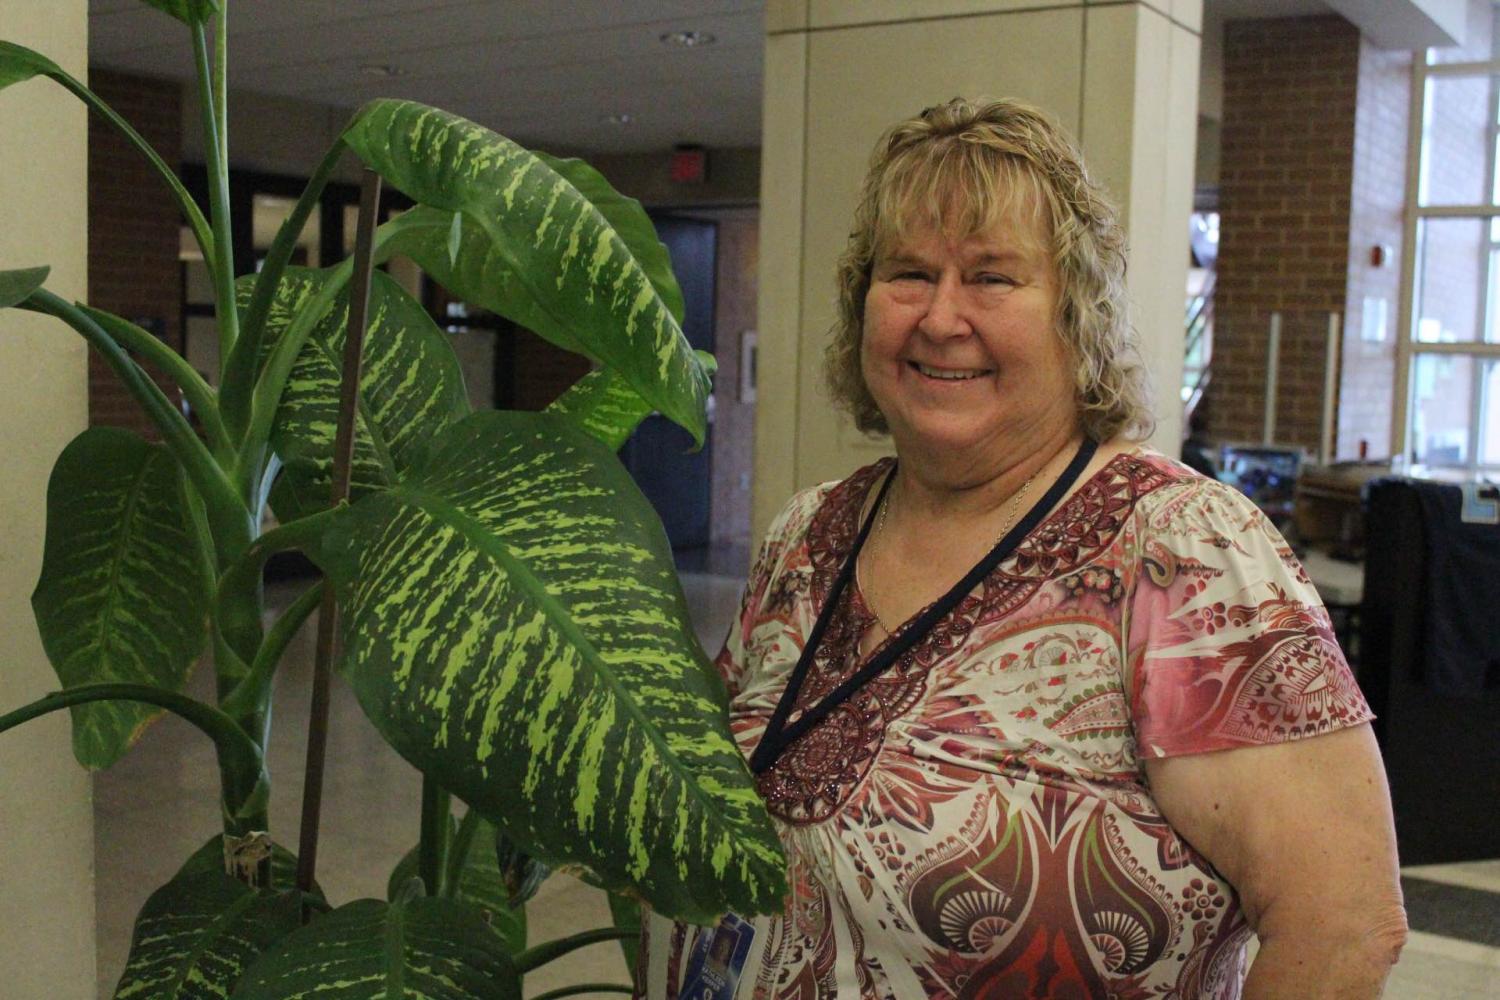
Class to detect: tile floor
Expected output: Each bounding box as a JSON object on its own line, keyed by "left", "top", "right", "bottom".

{"left": 91, "top": 573, "right": 1500, "bottom": 999}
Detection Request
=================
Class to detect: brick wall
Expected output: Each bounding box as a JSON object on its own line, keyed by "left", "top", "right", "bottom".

{"left": 87, "top": 69, "right": 184, "bottom": 440}
{"left": 1209, "top": 15, "right": 1361, "bottom": 451}
{"left": 1337, "top": 41, "right": 1410, "bottom": 460}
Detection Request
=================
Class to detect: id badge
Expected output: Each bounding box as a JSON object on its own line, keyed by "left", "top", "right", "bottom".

{"left": 678, "top": 912, "right": 757, "bottom": 1000}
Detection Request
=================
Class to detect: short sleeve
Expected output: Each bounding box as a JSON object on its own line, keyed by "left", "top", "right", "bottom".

{"left": 1123, "top": 475, "right": 1374, "bottom": 759}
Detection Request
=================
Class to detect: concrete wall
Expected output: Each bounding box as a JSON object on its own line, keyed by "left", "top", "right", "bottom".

{"left": 0, "top": 3, "right": 97, "bottom": 997}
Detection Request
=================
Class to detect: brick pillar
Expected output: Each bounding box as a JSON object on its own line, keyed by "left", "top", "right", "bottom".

{"left": 1210, "top": 15, "right": 1360, "bottom": 451}
{"left": 87, "top": 69, "right": 185, "bottom": 440}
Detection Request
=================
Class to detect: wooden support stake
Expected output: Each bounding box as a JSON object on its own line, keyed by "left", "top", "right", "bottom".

{"left": 296, "top": 167, "right": 382, "bottom": 898}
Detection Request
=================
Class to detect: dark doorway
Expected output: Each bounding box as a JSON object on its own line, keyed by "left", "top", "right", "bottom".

{"left": 619, "top": 216, "right": 717, "bottom": 560}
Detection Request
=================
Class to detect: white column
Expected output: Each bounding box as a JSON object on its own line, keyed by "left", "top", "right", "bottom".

{"left": 0, "top": 3, "right": 96, "bottom": 997}
{"left": 755, "top": 0, "right": 1200, "bottom": 538}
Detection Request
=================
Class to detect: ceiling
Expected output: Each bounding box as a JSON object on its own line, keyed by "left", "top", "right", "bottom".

{"left": 88, "top": 1, "right": 766, "bottom": 154}
{"left": 87, "top": 0, "right": 1455, "bottom": 157}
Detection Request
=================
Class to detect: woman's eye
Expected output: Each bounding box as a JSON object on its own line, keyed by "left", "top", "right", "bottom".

{"left": 976, "top": 273, "right": 1016, "bottom": 287}
{"left": 892, "top": 270, "right": 928, "bottom": 282}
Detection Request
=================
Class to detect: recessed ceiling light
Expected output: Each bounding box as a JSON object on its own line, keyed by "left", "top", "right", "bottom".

{"left": 660, "top": 30, "right": 715, "bottom": 48}
{"left": 359, "top": 63, "right": 403, "bottom": 78}
{"left": 602, "top": 112, "right": 634, "bottom": 125}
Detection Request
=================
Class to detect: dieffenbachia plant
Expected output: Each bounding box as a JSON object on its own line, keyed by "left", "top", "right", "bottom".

{"left": 0, "top": 2, "right": 785, "bottom": 996}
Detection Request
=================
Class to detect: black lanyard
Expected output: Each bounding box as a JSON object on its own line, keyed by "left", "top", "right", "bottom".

{"left": 747, "top": 438, "right": 1099, "bottom": 776}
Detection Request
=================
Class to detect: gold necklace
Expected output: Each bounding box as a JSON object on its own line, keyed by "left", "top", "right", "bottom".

{"left": 859, "top": 466, "right": 1038, "bottom": 637}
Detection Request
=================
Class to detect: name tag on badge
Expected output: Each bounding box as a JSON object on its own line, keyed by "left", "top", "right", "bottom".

{"left": 679, "top": 912, "right": 756, "bottom": 1000}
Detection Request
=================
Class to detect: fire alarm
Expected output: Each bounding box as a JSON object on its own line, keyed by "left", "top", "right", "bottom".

{"left": 670, "top": 144, "right": 707, "bottom": 185}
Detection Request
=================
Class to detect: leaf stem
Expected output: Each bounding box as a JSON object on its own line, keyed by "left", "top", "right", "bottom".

{"left": 42, "top": 69, "right": 213, "bottom": 259}
{"left": 0, "top": 684, "right": 265, "bottom": 829}
{"left": 528, "top": 985, "right": 633, "bottom": 1000}
{"left": 82, "top": 305, "right": 230, "bottom": 457}
{"left": 514, "top": 928, "right": 640, "bottom": 975}
{"left": 221, "top": 138, "right": 347, "bottom": 441}
{"left": 418, "top": 779, "right": 451, "bottom": 897}
{"left": 215, "top": 504, "right": 343, "bottom": 612}
{"left": 19, "top": 291, "right": 247, "bottom": 555}
{"left": 441, "top": 807, "right": 484, "bottom": 899}
{"left": 191, "top": 21, "right": 239, "bottom": 380}
{"left": 220, "top": 579, "right": 324, "bottom": 740}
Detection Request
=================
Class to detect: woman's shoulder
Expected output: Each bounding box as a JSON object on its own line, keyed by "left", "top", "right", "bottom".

{"left": 761, "top": 457, "right": 894, "bottom": 549}
{"left": 1102, "top": 443, "right": 1295, "bottom": 568}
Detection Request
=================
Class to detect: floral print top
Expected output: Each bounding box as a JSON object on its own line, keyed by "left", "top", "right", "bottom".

{"left": 640, "top": 448, "right": 1373, "bottom": 999}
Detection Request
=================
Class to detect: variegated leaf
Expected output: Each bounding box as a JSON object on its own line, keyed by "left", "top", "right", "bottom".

{"left": 387, "top": 814, "right": 527, "bottom": 954}
{"left": 342, "top": 99, "right": 711, "bottom": 444}
{"left": 0, "top": 40, "right": 62, "bottom": 91}
{"left": 231, "top": 895, "right": 522, "bottom": 1000}
{"left": 607, "top": 891, "right": 643, "bottom": 975}
{"left": 31, "top": 428, "right": 209, "bottom": 769}
{"left": 138, "top": 0, "right": 220, "bottom": 26}
{"left": 113, "top": 870, "right": 301, "bottom": 1000}
{"left": 236, "top": 267, "right": 470, "bottom": 521}
{"left": 312, "top": 411, "right": 786, "bottom": 923}
{"left": 536, "top": 151, "right": 685, "bottom": 323}
{"left": 0, "top": 264, "right": 49, "bottom": 308}
{"left": 546, "top": 351, "right": 717, "bottom": 451}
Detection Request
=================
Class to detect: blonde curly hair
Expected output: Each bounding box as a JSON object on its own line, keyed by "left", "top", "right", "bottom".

{"left": 825, "top": 97, "right": 1154, "bottom": 442}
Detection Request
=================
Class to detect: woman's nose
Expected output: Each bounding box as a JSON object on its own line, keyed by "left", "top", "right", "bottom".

{"left": 916, "top": 274, "right": 971, "bottom": 340}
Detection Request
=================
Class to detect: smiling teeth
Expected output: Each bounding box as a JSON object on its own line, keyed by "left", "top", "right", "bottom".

{"left": 915, "top": 363, "right": 988, "bottom": 380}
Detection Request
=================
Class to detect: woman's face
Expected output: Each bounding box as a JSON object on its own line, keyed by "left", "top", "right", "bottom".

{"left": 860, "top": 204, "right": 1078, "bottom": 468}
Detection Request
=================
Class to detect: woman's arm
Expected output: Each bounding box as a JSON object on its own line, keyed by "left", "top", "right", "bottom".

{"left": 1143, "top": 723, "right": 1407, "bottom": 998}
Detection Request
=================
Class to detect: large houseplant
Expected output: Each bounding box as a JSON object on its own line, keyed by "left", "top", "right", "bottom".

{"left": 0, "top": 2, "right": 785, "bottom": 996}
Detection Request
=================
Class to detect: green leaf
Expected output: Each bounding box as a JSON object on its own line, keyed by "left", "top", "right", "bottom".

{"left": 0, "top": 40, "right": 61, "bottom": 90}
{"left": 312, "top": 410, "right": 786, "bottom": 923}
{"left": 113, "top": 870, "right": 301, "bottom": 1000}
{"left": 0, "top": 265, "right": 49, "bottom": 308}
{"left": 536, "top": 152, "right": 685, "bottom": 324}
{"left": 31, "top": 428, "right": 209, "bottom": 769}
{"left": 231, "top": 896, "right": 522, "bottom": 1000}
{"left": 606, "top": 891, "right": 642, "bottom": 977}
{"left": 341, "top": 99, "right": 711, "bottom": 444}
{"left": 387, "top": 815, "right": 527, "bottom": 955}
{"left": 238, "top": 267, "right": 470, "bottom": 522}
{"left": 139, "top": 0, "right": 221, "bottom": 26}
{"left": 547, "top": 351, "right": 717, "bottom": 451}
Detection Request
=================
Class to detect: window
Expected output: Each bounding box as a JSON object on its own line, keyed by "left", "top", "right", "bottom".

{"left": 1399, "top": 3, "right": 1500, "bottom": 472}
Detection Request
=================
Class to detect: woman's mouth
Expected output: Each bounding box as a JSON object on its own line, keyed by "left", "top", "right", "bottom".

{"left": 910, "top": 361, "right": 992, "bottom": 381}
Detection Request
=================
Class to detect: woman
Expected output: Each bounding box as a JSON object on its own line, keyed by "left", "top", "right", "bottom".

{"left": 641, "top": 98, "right": 1406, "bottom": 998}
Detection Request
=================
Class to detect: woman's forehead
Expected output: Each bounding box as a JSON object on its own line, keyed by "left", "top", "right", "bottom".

{"left": 874, "top": 176, "right": 1050, "bottom": 259}
{"left": 873, "top": 213, "right": 1049, "bottom": 263}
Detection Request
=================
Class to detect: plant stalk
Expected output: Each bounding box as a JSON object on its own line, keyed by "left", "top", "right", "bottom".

{"left": 418, "top": 779, "right": 451, "bottom": 896}
{"left": 442, "top": 807, "right": 484, "bottom": 899}
{"left": 40, "top": 67, "right": 214, "bottom": 257}
{"left": 530, "top": 987, "right": 633, "bottom": 1000}
{"left": 191, "top": 21, "right": 239, "bottom": 378}
{"left": 82, "top": 305, "right": 230, "bottom": 457}
{"left": 295, "top": 168, "right": 383, "bottom": 898}
{"left": 222, "top": 137, "right": 348, "bottom": 442}
{"left": 221, "top": 580, "right": 324, "bottom": 738}
{"left": 514, "top": 928, "right": 641, "bottom": 975}
{"left": 19, "top": 291, "right": 249, "bottom": 559}
{"left": 0, "top": 684, "right": 265, "bottom": 830}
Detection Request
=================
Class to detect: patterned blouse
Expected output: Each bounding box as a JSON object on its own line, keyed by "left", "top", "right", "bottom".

{"left": 640, "top": 448, "right": 1374, "bottom": 999}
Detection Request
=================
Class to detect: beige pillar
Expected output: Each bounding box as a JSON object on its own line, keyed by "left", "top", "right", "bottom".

{"left": 0, "top": 3, "right": 96, "bottom": 997}
{"left": 754, "top": 0, "right": 1200, "bottom": 538}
